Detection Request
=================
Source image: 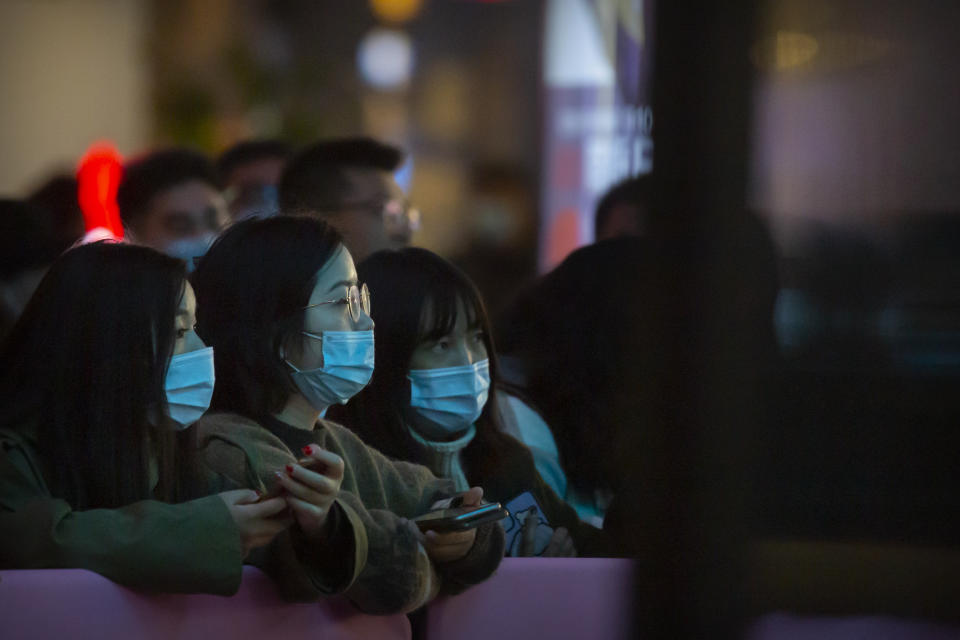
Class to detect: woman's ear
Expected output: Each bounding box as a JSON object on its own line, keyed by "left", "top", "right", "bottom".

{"left": 278, "top": 332, "right": 294, "bottom": 363}
{"left": 279, "top": 338, "right": 296, "bottom": 364}
{"left": 280, "top": 331, "right": 317, "bottom": 368}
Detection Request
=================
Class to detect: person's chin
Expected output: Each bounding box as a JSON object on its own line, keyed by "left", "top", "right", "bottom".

{"left": 404, "top": 408, "right": 470, "bottom": 442}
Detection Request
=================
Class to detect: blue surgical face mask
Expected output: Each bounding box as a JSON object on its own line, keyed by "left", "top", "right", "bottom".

{"left": 407, "top": 359, "right": 491, "bottom": 434}
{"left": 163, "top": 232, "right": 217, "bottom": 273}
{"left": 164, "top": 346, "right": 215, "bottom": 430}
{"left": 286, "top": 330, "right": 375, "bottom": 411}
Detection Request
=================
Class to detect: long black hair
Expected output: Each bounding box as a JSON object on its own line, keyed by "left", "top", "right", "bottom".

{"left": 0, "top": 241, "right": 188, "bottom": 509}
{"left": 327, "top": 247, "right": 514, "bottom": 482}
{"left": 496, "top": 236, "right": 663, "bottom": 496}
{"left": 192, "top": 216, "right": 343, "bottom": 421}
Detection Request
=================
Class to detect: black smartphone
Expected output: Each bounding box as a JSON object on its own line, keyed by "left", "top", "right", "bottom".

{"left": 413, "top": 502, "right": 509, "bottom": 533}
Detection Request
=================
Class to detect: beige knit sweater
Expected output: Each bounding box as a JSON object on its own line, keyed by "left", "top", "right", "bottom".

{"left": 195, "top": 412, "right": 504, "bottom": 614}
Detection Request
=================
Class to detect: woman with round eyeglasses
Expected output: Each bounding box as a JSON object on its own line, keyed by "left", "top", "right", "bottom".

{"left": 191, "top": 216, "right": 503, "bottom": 613}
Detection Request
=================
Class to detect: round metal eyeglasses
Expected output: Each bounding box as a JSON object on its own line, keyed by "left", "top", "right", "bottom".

{"left": 302, "top": 283, "right": 371, "bottom": 322}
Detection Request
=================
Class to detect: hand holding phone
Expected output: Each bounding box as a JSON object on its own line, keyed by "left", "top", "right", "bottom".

{"left": 413, "top": 502, "right": 509, "bottom": 533}
{"left": 412, "top": 486, "right": 508, "bottom": 563}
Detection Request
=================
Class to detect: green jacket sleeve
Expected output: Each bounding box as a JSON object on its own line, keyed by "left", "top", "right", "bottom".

{"left": 0, "top": 437, "right": 243, "bottom": 595}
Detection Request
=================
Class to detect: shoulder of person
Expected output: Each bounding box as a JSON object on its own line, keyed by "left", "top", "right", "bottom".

{"left": 315, "top": 418, "right": 403, "bottom": 469}
{"left": 316, "top": 417, "right": 395, "bottom": 480}
{"left": 195, "top": 412, "right": 304, "bottom": 460}
{"left": 318, "top": 418, "right": 451, "bottom": 513}
{"left": 0, "top": 426, "right": 52, "bottom": 509}
{"left": 194, "top": 412, "right": 274, "bottom": 442}
{"left": 194, "top": 412, "right": 296, "bottom": 493}
{"left": 319, "top": 418, "right": 438, "bottom": 474}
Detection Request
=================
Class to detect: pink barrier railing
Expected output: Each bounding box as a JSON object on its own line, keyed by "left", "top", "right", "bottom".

{"left": 0, "top": 566, "right": 411, "bottom": 640}
{"left": 0, "top": 559, "right": 634, "bottom": 640}
{"left": 5, "top": 558, "right": 956, "bottom": 639}
{"left": 747, "top": 613, "right": 960, "bottom": 640}
{"left": 426, "top": 557, "right": 634, "bottom": 640}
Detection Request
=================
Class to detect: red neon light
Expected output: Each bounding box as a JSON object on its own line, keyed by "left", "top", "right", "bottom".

{"left": 77, "top": 143, "right": 124, "bottom": 239}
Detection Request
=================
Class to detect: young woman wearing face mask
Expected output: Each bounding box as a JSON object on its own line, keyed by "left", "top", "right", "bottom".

{"left": 326, "top": 248, "right": 600, "bottom": 558}
{"left": 191, "top": 216, "right": 503, "bottom": 613}
{"left": 0, "top": 242, "right": 290, "bottom": 594}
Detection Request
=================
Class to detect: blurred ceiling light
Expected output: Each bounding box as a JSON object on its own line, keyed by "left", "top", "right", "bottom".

{"left": 358, "top": 28, "right": 415, "bottom": 90}
{"left": 369, "top": 0, "right": 424, "bottom": 24}
{"left": 752, "top": 31, "right": 820, "bottom": 71}
{"left": 775, "top": 31, "right": 819, "bottom": 70}
{"left": 753, "top": 31, "right": 893, "bottom": 73}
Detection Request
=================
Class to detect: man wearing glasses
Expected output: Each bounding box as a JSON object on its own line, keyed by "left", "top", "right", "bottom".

{"left": 278, "top": 137, "right": 420, "bottom": 262}
{"left": 117, "top": 149, "right": 230, "bottom": 271}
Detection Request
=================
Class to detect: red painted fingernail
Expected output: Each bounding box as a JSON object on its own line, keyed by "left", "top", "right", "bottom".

{"left": 255, "top": 489, "right": 262, "bottom": 497}
{"left": 285, "top": 464, "right": 294, "bottom": 474}
{"left": 302, "top": 445, "right": 312, "bottom": 455}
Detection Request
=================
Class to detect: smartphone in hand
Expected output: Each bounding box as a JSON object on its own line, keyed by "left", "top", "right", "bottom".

{"left": 413, "top": 502, "right": 509, "bottom": 533}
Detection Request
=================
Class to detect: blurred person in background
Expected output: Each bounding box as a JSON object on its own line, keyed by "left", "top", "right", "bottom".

{"left": 117, "top": 148, "right": 230, "bottom": 270}
{"left": 278, "top": 137, "right": 418, "bottom": 262}
{"left": 192, "top": 216, "right": 503, "bottom": 613}
{"left": 0, "top": 199, "right": 68, "bottom": 340}
{"left": 216, "top": 139, "right": 292, "bottom": 222}
{"left": 26, "top": 174, "right": 85, "bottom": 252}
{"left": 1, "top": 177, "right": 84, "bottom": 338}
{"left": 450, "top": 164, "right": 538, "bottom": 321}
{"left": 775, "top": 224, "right": 893, "bottom": 369}
{"left": 0, "top": 242, "right": 291, "bottom": 593}
{"left": 496, "top": 237, "right": 662, "bottom": 527}
{"left": 328, "top": 247, "right": 598, "bottom": 557}
{"left": 593, "top": 174, "right": 654, "bottom": 242}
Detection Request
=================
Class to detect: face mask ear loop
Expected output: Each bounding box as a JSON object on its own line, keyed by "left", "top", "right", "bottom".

{"left": 279, "top": 326, "right": 317, "bottom": 373}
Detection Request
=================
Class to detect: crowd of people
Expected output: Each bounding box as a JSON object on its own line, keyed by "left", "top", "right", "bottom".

{"left": 1, "top": 137, "right": 686, "bottom": 613}
{"left": 9, "top": 130, "right": 950, "bottom": 626}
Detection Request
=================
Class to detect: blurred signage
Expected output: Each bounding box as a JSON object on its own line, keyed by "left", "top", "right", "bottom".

{"left": 540, "top": 0, "right": 654, "bottom": 270}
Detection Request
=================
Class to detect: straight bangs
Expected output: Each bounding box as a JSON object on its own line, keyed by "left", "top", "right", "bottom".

{"left": 193, "top": 216, "right": 343, "bottom": 419}
{"left": 356, "top": 247, "right": 497, "bottom": 401}
{"left": 332, "top": 246, "right": 511, "bottom": 479}
{"left": 418, "top": 269, "right": 485, "bottom": 343}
